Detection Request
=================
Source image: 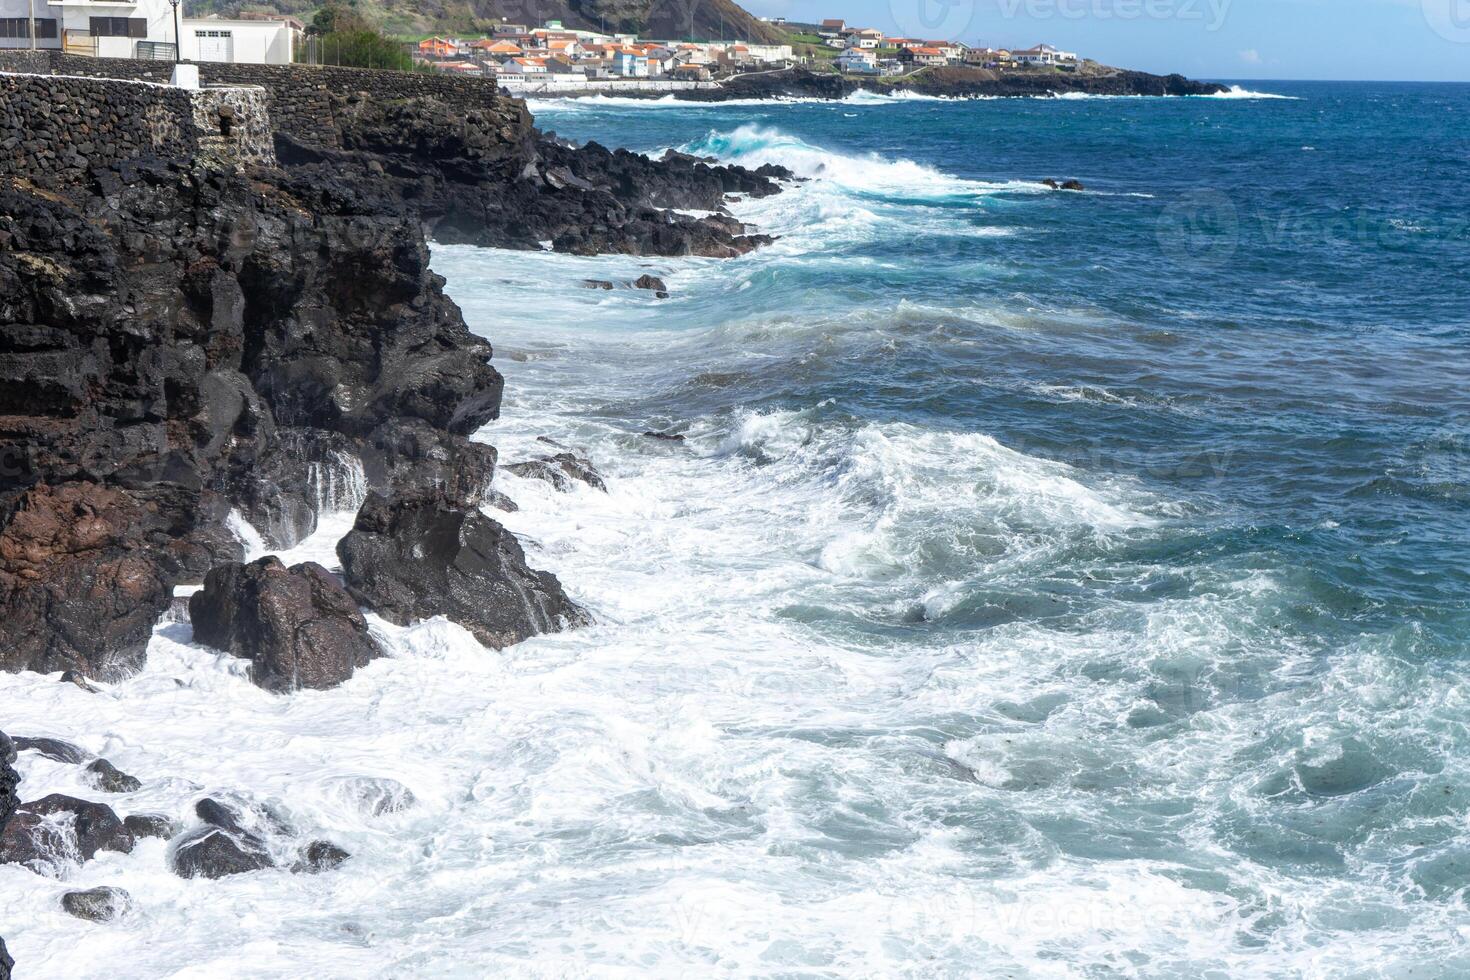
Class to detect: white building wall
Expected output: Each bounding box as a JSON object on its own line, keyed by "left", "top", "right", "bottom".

{"left": 0, "top": 0, "right": 176, "bottom": 54}
{"left": 0, "top": 0, "right": 58, "bottom": 49}
{"left": 181, "top": 20, "right": 292, "bottom": 64}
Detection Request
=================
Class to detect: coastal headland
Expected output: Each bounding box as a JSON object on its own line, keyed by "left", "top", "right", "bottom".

{"left": 0, "top": 55, "right": 789, "bottom": 938}
{"left": 636, "top": 64, "right": 1228, "bottom": 101}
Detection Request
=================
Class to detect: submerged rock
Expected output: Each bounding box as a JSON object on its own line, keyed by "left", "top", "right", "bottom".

{"left": 61, "top": 886, "right": 132, "bottom": 922}
{"left": 643, "top": 430, "right": 686, "bottom": 443}
{"left": 170, "top": 827, "right": 273, "bottom": 879}
{"left": 85, "top": 759, "right": 142, "bottom": 794}
{"left": 189, "top": 557, "right": 381, "bottom": 692}
{"left": 123, "top": 813, "right": 178, "bottom": 841}
{"left": 505, "top": 442, "right": 607, "bottom": 493}
{"left": 338, "top": 491, "right": 588, "bottom": 649}
{"left": 59, "top": 671, "right": 102, "bottom": 693}
{"left": 633, "top": 274, "right": 668, "bottom": 294}
{"left": 582, "top": 279, "right": 615, "bottom": 290}
{"left": 11, "top": 736, "right": 89, "bottom": 765}
{"left": 294, "top": 840, "right": 351, "bottom": 874}
{"left": 337, "top": 775, "right": 416, "bottom": 816}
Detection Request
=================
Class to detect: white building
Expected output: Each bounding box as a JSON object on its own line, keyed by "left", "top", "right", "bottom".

{"left": 835, "top": 48, "right": 877, "bottom": 74}
{"left": 611, "top": 50, "right": 649, "bottom": 76}
{"left": 499, "top": 56, "right": 546, "bottom": 74}
{"left": 742, "top": 42, "right": 793, "bottom": 63}
{"left": 0, "top": 0, "right": 293, "bottom": 63}
{"left": 0, "top": 0, "right": 174, "bottom": 58}
{"left": 181, "top": 17, "right": 294, "bottom": 63}
{"left": 1014, "top": 43, "right": 1077, "bottom": 65}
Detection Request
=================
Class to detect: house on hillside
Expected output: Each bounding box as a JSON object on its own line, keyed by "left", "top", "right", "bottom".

{"left": 746, "top": 44, "right": 793, "bottom": 63}
{"left": 819, "top": 18, "right": 845, "bottom": 35}
{"left": 1014, "top": 43, "right": 1077, "bottom": 66}
{"left": 418, "top": 37, "right": 459, "bottom": 58}
{"left": 963, "top": 46, "right": 1012, "bottom": 66}
{"left": 924, "top": 40, "right": 963, "bottom": 60}
{"left": 474, "top": 39, "right": 522, "bottom": 57}
{"left": 500, "top": 56, "right": 546, "bottom": 74}
{"left": 841, "top": 27, "right": 883, "bottom": 49}
{"left": 835, "top": 48, "right": 877, "bottom": 74}
{"left": 671, "top": 62, "right": 711, "bottom": 81}
{"left": 611, "top": 50, "right": 650, "bottom": 76}
{"left": 897, "top": 46, "right": 947, "bottom": 67}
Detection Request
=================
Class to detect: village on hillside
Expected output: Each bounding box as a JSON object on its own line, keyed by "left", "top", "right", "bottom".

{"left": 410, "top": 18, "right": 1082, "bottom": 89}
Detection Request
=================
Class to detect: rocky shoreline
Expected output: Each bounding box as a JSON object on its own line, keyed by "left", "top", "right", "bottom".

{"left": 581, "top": 65, "right": 1228, "bottom": 101}
{"left": 0, "top": 63, "right": 789, "bottom": 961}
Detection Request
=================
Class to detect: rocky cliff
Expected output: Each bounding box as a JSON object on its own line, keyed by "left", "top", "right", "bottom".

{"left": 0, "top": 64, "right": 788, "bottom": 681}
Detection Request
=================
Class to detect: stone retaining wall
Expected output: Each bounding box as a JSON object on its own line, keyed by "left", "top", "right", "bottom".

{"left": 0, "top": 52, "right": 507, "bottom": 150}
{"left": 0, "top": 71, "right": 274, "bottom": 177}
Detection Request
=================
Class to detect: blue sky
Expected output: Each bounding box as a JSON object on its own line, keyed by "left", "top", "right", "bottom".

{"left": 741, "top": 0, "right": 1470, "bottom": 80}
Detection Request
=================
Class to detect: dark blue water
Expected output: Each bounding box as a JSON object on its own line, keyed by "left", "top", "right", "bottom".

{"left": 442, "top": 81, "right": 1470, "bottom": 971}
{"left": 532, "top": 81, "right": 1470, "bottom": 641}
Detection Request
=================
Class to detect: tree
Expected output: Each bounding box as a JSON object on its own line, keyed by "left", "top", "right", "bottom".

{"left": 308, "top": 28, "right": 415, "bottom": 70}
{"left": 308, "top": 1, "right": 367, "bottom": 36}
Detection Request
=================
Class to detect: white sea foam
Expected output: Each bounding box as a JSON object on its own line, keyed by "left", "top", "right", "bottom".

{"left": 683, "top": 124, "right": 1041, "bottom": 204}
{"left": 1198, "top": 85, "right": 1299, "bottom": 100}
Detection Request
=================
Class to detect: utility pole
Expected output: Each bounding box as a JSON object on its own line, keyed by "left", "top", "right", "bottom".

{"left": 28, "top": 0, "right": 35, "bottom": 51}
{"left": 169, "top": 0, "right": 181, "bottom": 61}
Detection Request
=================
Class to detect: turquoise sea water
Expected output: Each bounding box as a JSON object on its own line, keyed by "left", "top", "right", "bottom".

{"left": 438, "top": 81, "right": 1470, "bottom": 973}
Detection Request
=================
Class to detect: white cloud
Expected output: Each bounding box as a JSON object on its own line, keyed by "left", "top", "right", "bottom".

{"left": 1238, "top": 48, "right": 1263, "bottom": 63}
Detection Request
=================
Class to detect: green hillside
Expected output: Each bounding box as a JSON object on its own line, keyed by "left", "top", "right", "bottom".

{"left": 189, "top": 0, "right": 789, "bottom": 43}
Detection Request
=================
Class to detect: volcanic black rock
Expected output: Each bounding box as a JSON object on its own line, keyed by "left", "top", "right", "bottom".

{"left": 61, "top": 886, "right": 132, "bottom": 922}
{"left": 338, "top": 491, "right": 588, "bottom": 649}
{"left": 676, "top": 66, "right": 1227, "bottom": 102}
{"left": 0, "top": 732, "right": 16, "bottom": 833}
{"left": 189, "top": 557, "right": 381, "bottom": 692}
{"left": 170, "top": 826, "right": 273, "bottom": 879}
{"left": 294, "top": 840, "right": 351, "bottom": 874}
{"left": 505, "top": 450, "right": 608, "bottom": 493}
{"left": 0, "top": 794, "right": 133, "bottom": 873}
{"left": 11, "top": 736, "right": 89, "bottom": 765}
{"left": 123, "top": 813, "right": 178, "bottom": 840}
{"left": 1, "top": 158, "right": 504, "bottom": 680}
{"left": 85, "top": 759, "right": 142, "bottom": 794}
{"left": 59, "top": 671, "right": 102, "bottom": 693}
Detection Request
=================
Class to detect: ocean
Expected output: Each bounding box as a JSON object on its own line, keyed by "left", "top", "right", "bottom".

{"left": 4, "top": 81, "right": 1469, "bottom": 976}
